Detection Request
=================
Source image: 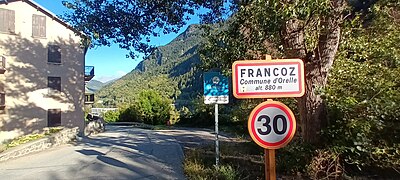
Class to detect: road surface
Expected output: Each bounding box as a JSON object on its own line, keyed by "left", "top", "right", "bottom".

{"left": 0, "top": 126, "right": 186, "bottom": 180}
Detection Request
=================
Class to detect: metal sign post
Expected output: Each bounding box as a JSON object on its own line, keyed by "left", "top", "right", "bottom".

{"left": 204, "top": 71, "right": 229, "bottom": 167}
{"left": 215, "top": 103, "right": 219, "bottom": 166}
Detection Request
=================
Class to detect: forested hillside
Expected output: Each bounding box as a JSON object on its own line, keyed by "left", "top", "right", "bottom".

{"left": 95, "top": 25, "right": 204, "bottom": 107}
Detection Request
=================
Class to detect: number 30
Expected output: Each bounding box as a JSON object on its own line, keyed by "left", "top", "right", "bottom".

{"left": 257, "top": 115, "right": 287, "bottom": 135}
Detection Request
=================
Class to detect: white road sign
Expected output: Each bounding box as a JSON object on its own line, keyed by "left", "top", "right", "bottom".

{"left": 232, "top": 59, "right": 305, "bottom": 99}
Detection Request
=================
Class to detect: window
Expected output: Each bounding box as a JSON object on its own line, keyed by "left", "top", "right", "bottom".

{"left": 48, "top": 76, "right": 61, "bottom": 92}
{"left": 48, "top": 45, "right": 61, "bottom": 63}
{"left": 0, "top": 8, "right": 15, "bottom": 33}
{"left": 32, "top": 14, "right": 46, "bottom": 37}
{"left": 48, "top": 109, "right": 61, "bottom": 127}
{"left": 85, "top": 94, "right": 95, "bottom": 103}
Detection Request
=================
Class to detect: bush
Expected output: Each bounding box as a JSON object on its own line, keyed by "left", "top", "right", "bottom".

{"left": 118, "top": 106, "right": 140, "bottom": 122}
{"left": 116, "top": 90, "right": 173, "bottom": 125}
{"left": 135, "top": 90, "right": 172, "bottom": 125}
{"left": 307, "top": 149, "right": 343, "bottom": 179}
{"left": 103, "top": 110, "right": 120, "bottom": 123}
{"left": 323, "top": 58, "right": 400, "bottom": 173}
{"left": 178, "top": 96, "right": 214, "bottom": 127}
{"left": 169, "top": 106, "right": 180, "bottom": 125}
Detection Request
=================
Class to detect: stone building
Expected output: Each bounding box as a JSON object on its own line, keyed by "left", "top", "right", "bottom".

{"left": 0, "top": 0, "right": 92, "bottom": 143}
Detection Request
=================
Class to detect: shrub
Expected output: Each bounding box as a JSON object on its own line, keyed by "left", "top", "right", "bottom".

{"left": 307, "top": 149, "right": 343, "bottom": 179}
{"left": 134, "top": 90, "right": 172, "bottom": 125}
{"left": 323, "top": 58, "right": 400, "bottom": 173}
{"left": 118, "top": 106, "right": 140, "bottom": 122}
{"left": 103, "top": 110, "right": 120, "bottom": 123}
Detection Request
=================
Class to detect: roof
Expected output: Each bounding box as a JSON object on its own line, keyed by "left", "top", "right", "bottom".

{"left": 0, "top": 0, "right": 86, "bottom": 37}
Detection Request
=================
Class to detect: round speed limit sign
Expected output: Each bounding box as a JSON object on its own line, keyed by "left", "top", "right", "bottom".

{"left": 248, "top": 101, "right": 296, "bottom": 149}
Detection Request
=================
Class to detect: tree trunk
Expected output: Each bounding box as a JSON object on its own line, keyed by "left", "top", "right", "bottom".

{"left": 281, "top": 1, "right": 345, "bottom": 144}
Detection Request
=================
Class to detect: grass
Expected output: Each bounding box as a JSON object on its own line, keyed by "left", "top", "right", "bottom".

{"left": 183, "top": 138, "right": 314, "bottom": 179}
{"left": 183, "top": 141, "right": 265, "bottom": 180}
{"left": 5, "top": 133, "right": 45, "bottom": 149}
{"left": 2, "top": 127, "right": 64, "bottom": 151}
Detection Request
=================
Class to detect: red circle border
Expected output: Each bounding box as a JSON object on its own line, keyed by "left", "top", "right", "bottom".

{"left": 248, "top": 101, "right": 296, "bottom": 149}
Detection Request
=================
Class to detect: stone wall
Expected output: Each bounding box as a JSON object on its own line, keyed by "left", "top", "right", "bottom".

{"left": 0, "top": 127, "right": 79, "bottom": 162}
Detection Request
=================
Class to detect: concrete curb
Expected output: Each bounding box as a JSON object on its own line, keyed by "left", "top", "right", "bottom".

{"left": 0, "top": 127, "right": 79, "bottom": 162}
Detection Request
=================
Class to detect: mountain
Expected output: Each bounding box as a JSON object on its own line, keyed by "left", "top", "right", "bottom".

{"left": 86, "top": 80, "right": 106, "bottom": 92}
{"left": 96, "top": 25, "right": 205, "bottom": 107}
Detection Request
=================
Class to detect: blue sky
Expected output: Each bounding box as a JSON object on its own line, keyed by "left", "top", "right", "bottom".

{"left": 34, "top": 0, "right": 200, "bottom": 83}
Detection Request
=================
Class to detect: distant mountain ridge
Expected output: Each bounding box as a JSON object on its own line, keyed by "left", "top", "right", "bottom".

{"left": 96, "top": 25, "right": 205, "bottom": 107}
{"left": 87, "top": 80, "right": 105, "bottom": 92}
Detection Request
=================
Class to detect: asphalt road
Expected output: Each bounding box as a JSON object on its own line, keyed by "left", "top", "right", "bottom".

{"left": 0, "top": 126, "right": 186, "bottom": 180}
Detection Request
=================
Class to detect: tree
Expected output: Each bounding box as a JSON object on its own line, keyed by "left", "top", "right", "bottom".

{"left": 201, "top": 0, "right": 390, "bottom": 144}
{"left": 134, "top": 90, "right": 172, "bottom": 125}
{"left": 62, "top": 0, "right": 228, "bottom": 58}
{"left": 63, "top": 0, "right": 388, "bottom": 144}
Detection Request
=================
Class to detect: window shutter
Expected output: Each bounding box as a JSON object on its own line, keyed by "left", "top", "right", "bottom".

{"left": 32, "top": 15, "right": 38, "bottom": 36}
{"left": 8, "top": 9, "right": 15, "bottom": 33}
{"left": 0, "top": 8, "right": 15, "bottom": 33}
{"left": 32, "top": 14, "right": 46, "bottom": 37}
{"left": 39, "top": 15, "right": 45, "bottom": 37}
{"left": 0, "top": 9, "right": 6, "bottom": 32}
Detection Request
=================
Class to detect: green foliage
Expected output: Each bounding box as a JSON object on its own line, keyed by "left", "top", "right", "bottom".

{"left": 169, "top": 106, "right": 180, "bottom": 125}
{"left": 103, "top": 110, "right": 120, "bottom": 123}
{"left": 181, "top": 96, "right": 214, "bottom": 127}
{"left": 116, "top": 90, "right": 172, "bottom": 125}
{"left": 322, "top": 0, "right": 400, "bottom": 173}
{"left": 6, "top": 134, "right": 45, "bottom": 149}
{"left": 277, "top": 140, "right": 314, "bottom": 174}
{"left": 95, "top": 25, "right": 204, "bottom": 108}
{"left": 198, "top": 0, "right": 400, "bottom": 177}
{"left": 324, "top": 58, "right": 400, "bottom": 172}
{"left": 184, "top": 142, "right": 261, "bottom": 180}
{"left": 62, "top": 0, "right": 228, "bottom": 58}
{"left": 200, "top": 0, "right": 335, "bottom": 71}
{"left": 134, "top": 90, "right": 172, "bottom": 125}
{"left": 44, "top": 127, "right": 64, "bottom": 135}
{"left": 118, "top": 106, "right": 140, "bottom": 123}
{"left": 4, "top": 127, "right": 64, "bottom": 149}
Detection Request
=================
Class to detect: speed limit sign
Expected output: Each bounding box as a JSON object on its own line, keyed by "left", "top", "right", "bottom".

{"left": 248, "top": 100, "right": 296, "bottom": 149}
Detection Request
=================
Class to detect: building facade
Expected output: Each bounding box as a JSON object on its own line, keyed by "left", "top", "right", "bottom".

{"left": 0, "top": 0, "right": 89, "bottom": 143}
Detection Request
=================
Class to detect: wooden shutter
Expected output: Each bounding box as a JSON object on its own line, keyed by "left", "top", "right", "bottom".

{"left": 32, "top": 14, "right": 46, "bottom": 37}
{"left": 48, "top": 109, "right": 61, "bottom": 127}
{"left": 0, "top": 8, "right": 15, "bottom": 33}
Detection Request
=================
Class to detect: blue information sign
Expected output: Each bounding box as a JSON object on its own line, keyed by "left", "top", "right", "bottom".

{"left": 203, "top": 72, "right": 229, "bottom": 104}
